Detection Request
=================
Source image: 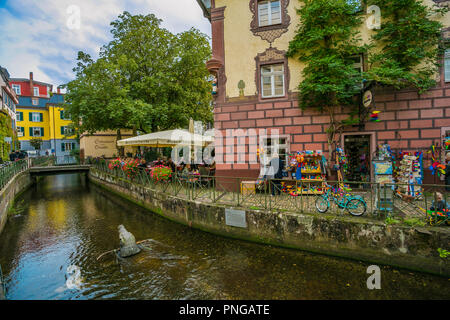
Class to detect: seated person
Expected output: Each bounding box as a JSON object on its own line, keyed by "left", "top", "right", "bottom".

{"left": 182, "top": 164, "right": 191, "bottom": 176}
{"left": 138, "top": 159, "right": 147, "bottom": 169}
{"left": 430, "top": 192, "right": 450, "bottom": 212}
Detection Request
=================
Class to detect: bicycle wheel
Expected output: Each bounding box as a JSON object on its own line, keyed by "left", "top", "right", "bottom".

{"left": 346, "top": 198, "right": 366, "bottom": 216}
{"left": 315, "top": 196, "right": 329, "bottom": 213}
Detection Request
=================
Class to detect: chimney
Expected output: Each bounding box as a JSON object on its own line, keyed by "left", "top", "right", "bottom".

{"left": 29, "top": 72, "right": 34, "bottom": 97}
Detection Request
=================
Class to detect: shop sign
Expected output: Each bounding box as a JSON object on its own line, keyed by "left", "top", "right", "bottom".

{"left": 225, "top": 208, "right": 247, "bottom": 228}
{"left": 363, "top": 90, "right": 373, "bottom": 108}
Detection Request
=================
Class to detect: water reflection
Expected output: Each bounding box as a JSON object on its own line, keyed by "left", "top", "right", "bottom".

{"left": 0, "top": 174, "right": 448, "bottom": 300}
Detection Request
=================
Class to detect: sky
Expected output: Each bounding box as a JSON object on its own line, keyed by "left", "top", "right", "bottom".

{"left": 0, "top": 0, "right": 211, "bottom": 89}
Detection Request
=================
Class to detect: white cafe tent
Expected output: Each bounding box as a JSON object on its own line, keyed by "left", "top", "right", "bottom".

{"left": 116, "top": 129, "right": 214, "bottom": 148}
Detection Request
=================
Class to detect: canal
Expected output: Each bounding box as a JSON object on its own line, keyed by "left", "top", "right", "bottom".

{"left": 0, "top": 173, "right": 448, "bottom": 300}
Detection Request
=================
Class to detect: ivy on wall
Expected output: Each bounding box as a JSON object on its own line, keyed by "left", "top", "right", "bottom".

{"left": 288, "top": 0, "right": 449, "bottom": 163}
{"left": 366, "top": 0, "right": 448, "bottom": 92}
{"left": 287, "top": 0, "right": 366, "bottom": 168}
{"left": 0, "top": 113, "right": 15, "bottom": 161}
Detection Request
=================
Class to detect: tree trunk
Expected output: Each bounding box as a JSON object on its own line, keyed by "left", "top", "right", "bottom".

{"left": 117, "top": 129, "right": 124, "bottom": 157}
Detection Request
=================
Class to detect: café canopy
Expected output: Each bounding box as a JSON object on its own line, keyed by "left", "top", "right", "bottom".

{"left": 116, "top": 129, "right": 214, "bottom": 148}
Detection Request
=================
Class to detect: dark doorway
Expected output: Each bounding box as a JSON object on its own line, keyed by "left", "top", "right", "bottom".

{"left": 344, "top": 134, "right": 371, "bottom": 183}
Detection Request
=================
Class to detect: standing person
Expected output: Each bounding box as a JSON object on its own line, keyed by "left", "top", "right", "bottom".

{"left": 445, "top": 153, "right": 450, "bottom": 192}
{"left": 270, "top": 152, "right": 284, "bottom": 196}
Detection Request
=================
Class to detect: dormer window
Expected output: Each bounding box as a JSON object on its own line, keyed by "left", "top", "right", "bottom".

{"left": 258, "top": 0, "right": 281, "bottom": 26}
{"left": 12, "top": 84, "right": 21, "bottom": 95}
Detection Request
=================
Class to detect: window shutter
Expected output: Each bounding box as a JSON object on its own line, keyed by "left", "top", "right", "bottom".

{"left": 39, "top": 113, "right": 43, "bottom": 122}
{"left": 40, "top": 128, "right": 44, "bottom": 137}
{"left": 61, "top": 143, "right": 65, "bottom": 152}
{"left": 29, "top": 127, "right": 33, "bottom": 137}
{"left": 29, "top": 112, "right": 32, "bottom": 121}
{"left": 60, "top": 110, "right": 64, "bottom": 119}
{"left": 20, "top": 112, "right": 23, "bottom": 121}
{"left": 61, "top": 126, "right": 65, "bottom": 135}
{"left": 72, "top": 143, "right": 76, "bottom": 150}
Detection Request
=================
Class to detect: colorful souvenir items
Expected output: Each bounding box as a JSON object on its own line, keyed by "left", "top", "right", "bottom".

{"left": 370, "top": 111, "right": 380, "bottom": 122}
{"left": 429, "top": 145, "right": 445, "bottom": 176}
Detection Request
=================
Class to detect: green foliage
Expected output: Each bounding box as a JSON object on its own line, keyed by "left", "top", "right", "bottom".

{"left": 287, "top": 0, "right": 366, "bottom": 111}
{"left": 385, "top": 216, "right": 400, "bottom": 225}
{"left": 29, "top": 138, "right": 43, "bottom": 151}
{"left": 0, "top": 113, "right": 15, "bottom": 161}
{"left": 403, "top": 217, "right": 426, "bottom": 227}
{"left": 437, "top": 248, "right": 450, "bottom": 259}
{"left": 366, "top": 0, "right": 448, "bottom": 93}
{"left": 64, "top": 11, "right": 213, "bottom": 135}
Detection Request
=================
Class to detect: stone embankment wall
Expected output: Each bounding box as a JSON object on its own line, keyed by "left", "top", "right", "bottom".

{"left": 0, "top": 171, "right": 32, "bottom": 235}
{"left": 89, "top": 168, "right": 450, "bottom": 276}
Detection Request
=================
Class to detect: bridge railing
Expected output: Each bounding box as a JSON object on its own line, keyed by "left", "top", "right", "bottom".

{"left": 91, "top": 161, "right": 450, "bottom": 226}
{"left": 0, "top": 160, "right": 29, "bottom": 191}
{"left": 30, "top": 156, "right": 56, "bottom": 167}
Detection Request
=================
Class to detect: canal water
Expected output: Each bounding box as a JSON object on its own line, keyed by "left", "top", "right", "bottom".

{"left": 0, "top": 174, "right": 448, "bottom": 300}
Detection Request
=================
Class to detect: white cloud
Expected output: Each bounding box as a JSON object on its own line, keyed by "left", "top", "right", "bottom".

{"left": 0, "top": 0, "right": 211, "bottom": 87}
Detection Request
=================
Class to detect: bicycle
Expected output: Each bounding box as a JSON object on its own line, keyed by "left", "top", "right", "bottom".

{"left": 315, "top": 184, "right": 367, "bottom": 216}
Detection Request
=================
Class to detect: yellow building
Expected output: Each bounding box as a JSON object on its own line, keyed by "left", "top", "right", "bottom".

{"left": 13, "top": 95, "right": 77, "bottom": 162}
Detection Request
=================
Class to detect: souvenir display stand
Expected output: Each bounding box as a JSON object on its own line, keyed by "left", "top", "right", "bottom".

{"left": 284, "top": 151, "right": 326, "bottom": 195}
{"left": 396, "top": 152, "right": 423, "bottom": 198}
{"left": 373, "top": 144, "right": 395, "bottom": 214}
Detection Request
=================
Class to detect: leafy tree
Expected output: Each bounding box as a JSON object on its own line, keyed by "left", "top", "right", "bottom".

{"left": 29, "top": 138, "right": 43, "bottom": 151}
{"left": 64, "top": 12, "right": 213, "bottom": 153}
{"left": 366, "top": 0, "right": 448, "bottom": 92}
{"left": 287, "top": 0, "right": 366, "bottom": 167}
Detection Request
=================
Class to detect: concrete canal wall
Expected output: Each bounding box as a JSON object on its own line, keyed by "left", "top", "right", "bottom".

{"left": 0, "top": 171, "right": 32, "bottom": 235}
{"left": 89, "top": 168, "right": 450, "bottom": 277}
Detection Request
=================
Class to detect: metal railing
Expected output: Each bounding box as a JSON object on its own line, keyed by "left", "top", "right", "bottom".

{"left": 92, "top": 161, "right": 449, "bottom": 225}
{"left": 0, "top": 160, "right": 29, "bottom": 191}
{"left": 30, "top": 156, "right": 55, "bottom": 167}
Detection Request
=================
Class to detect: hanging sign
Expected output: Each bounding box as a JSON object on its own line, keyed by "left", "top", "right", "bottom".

{"left": 363, "top": 90, "right": 373, "bottom": 107}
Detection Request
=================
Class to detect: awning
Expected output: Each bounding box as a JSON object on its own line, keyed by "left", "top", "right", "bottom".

{"left": 116, "top": 129, "right": 214, "bottom": 148}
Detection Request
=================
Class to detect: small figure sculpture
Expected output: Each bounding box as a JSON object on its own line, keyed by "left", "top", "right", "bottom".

{"left": 118, "top": 225, "right": 141, "bottom": 258}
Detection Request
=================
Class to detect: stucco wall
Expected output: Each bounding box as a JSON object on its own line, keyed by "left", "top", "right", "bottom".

{"left": 89, "top": 167, "right": 450, "bottom": 276}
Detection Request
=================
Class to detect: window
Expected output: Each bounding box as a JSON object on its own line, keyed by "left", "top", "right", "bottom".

{"left": 33, "top": 87, "right": 39, "bottom": 96}
{"left": 12, "top": 84, "right": 21, "bottom": 95}
{"left": 17, "top": 127, "right": 24, "bottom": 137}
{"left": 32, "top": 98, "right": 39, "bottom": 105}
{"left": 29, "top": 112, "right": 43, "bottom": 122}
{"left": 260, "top": 136, "right": 290, "bottom": 174}
{"left": 445, "top": 49, "right": 450, "bottom": 82}
{"left": 261, "top": 64, "right": 285, "bottom": 98}
{"left": 16, "top": 112, "right": 23, "bottom": 122}
{"left": 61, "top": 142, "right": 76, "bottom": 152}
{"left": 258, "top": 0, "right": 281, "bottom": 26}
{"left": 61, "top": 126, "right": 74, "bottom": 135}
{"left": 350, "top": 54, "right": 364, "bottom": 89}
{"left": 30, "top": 127, "right": 44, "bottom": 137}
{"left": 60, "top": 110, "right": 71, "bottom": 120}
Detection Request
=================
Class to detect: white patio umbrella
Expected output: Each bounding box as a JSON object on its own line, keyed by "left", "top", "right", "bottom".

{"left": 116, "top": 129, "right": 213, "bottom": 148}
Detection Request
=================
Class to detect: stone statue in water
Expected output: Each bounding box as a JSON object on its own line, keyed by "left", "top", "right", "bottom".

{"left": 118, "top": 225, "right": 141, "bottom": 258}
